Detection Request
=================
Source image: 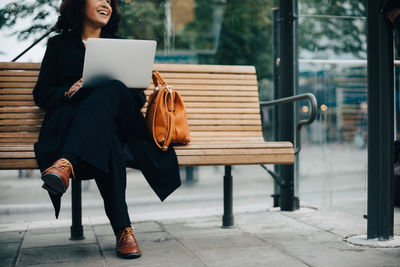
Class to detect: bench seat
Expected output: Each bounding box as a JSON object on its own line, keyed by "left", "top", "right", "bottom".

{"left": 0, "top": 62, "right": 294, "bottom": 170}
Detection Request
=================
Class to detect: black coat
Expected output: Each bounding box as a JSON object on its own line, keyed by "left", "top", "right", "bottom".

{"left": 33, "top": 30, "right": 181, "bottom": 202}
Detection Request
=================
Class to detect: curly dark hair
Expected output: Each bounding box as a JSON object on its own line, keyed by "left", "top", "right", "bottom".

{"left": 55, "top": 0, "right": 121, "bottom": 35}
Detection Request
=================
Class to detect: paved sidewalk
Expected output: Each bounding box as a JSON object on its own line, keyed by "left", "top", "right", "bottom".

{"left": 1, "top": 207, "right": 400, "bottom": 267}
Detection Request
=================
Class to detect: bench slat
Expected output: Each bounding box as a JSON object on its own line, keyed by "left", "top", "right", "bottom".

{"left": 187, "top": 114, "right": 260, "bottom": 119}
{"left": 0, "top": 126, "right": 41, "bottom": 132}
{"left": 189, "top": 125, "right": 262, "bottom": 131}
{"left": 0, "top": 89, "right": 35, "bottom": 94}
{"left": 153, "top": 64, "right": 255, "bottom": 74}
{"left": 157, "top": 85, "right": 259, "bottom": 91}
{"left": 155, "top": 79, "right": 257, "bottom": 86}
{"left": 0, "top": 132, "right": 38, "bottom": 137}
{"left": 0, "top": 76, "right": 38, "bottom": 82}
{"left": 0, "top": 95, "right": 34, "bottom": 100}
{"left": 155, "top": 73, "right": 257, "bottom": 80}
{"left": 184, "top": 108, "right": 259, "bottom": 114}
{"left": 0, "top": 101, "right": 36, "bottom": 106}
{"left": 0, "top": 139, "right": 38, "bottom": 143}
{"left": 0, "top": 159, "right": 38, "bottom": 169}
{"left": 177, "top": 96, "right": 259, "bottom": 103}
{"left": 0, "top": 70, "right": 40, "bottom": 77}
{"left": 0, "top": 145, "right": 34, "bottom": 151}
{"left": 0, "top": 82, "right": 37, "bottom": 88}
{"left": 0, "top": 113, "right": 43, "bottom": 119}
{"left": 177, "top": 142, "right": 292, "bottom": 149}
{"left": 188, "top": 120, "right": 260, "bottom": 126}
{"left": 176, "top": 148, "right": 294, "bottom": 156}
{"left": 178, "top": 154, "right": 294, "bottom": 166}
{"left": 0, "top": 107, "right": 41, "bottom": 113}
{"left": 0, "top": 62, "right": 40, "bottom": 70}
{"left": 144, "top": 90, "right": 259, "bottom": 97}
{"left": 190, "top": 132, "right": 262, "bottom": 137}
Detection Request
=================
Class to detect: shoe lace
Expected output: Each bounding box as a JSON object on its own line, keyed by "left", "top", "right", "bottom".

{"left": 118, "top": 227, "right": 136, "bottom": 244}
{"left": 59, "top": 159, "right": 75, "bottom": 178}
{"left": 42, "top": 158, "right": 75, "bottom": 178}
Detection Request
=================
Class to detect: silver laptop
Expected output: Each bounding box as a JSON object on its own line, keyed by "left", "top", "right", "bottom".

{"left": 82, "top": 38, "right": 157, "bottom": 89}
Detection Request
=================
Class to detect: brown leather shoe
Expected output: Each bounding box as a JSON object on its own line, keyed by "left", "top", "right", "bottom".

{"left": 41, "top": 158, "right": 75, "bottom": 194}
{"left": 116, "top": 226, "right": 142, "bottom": 259}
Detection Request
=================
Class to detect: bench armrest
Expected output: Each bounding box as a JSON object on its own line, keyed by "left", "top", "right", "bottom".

{"left": 259, "top": 93, "right": 317, "bottom": 155}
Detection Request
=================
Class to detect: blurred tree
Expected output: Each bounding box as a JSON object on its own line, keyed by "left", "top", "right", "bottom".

{"left": 175, "top": 0, "right": 222, "bottom": 50}
{"left": 298, "top": 0, "right": 367, "bottom": 59}
{"left": 118, "top": 0, "right": 166, "bottom": 47}
{"left": 215, "top": 0, "right": 274, "bottom": 81}
{"left": 0, "top": 0, "right": 59, "bottom": 40}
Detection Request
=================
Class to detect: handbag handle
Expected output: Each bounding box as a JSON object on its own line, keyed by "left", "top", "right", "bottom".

{"left": 152, "top": 71, "right": 167, "bottom": 89}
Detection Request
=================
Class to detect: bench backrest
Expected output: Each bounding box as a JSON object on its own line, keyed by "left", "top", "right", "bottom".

{"left": 0, "top": 62, "right": 262, "bottom": 147}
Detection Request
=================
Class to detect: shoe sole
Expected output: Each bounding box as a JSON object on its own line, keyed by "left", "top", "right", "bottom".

{"left": 41, "top": 173, "right": 67, "bottom": 194}
{"left": 116, "top": 251, "right": 142, "bottom": 259}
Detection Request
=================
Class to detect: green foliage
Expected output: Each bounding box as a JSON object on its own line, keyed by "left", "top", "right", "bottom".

{"left": 215, "top": 0, "right": 273, "bottom": 80}
{"left": 174, "top": 0, "right": 222, "bottom": 50}
{"left": 118, "top": 0, "right": 165, "bottom": 47}
{"left": 298, "top": 0, "right": 367, "bottom": 59}
{"left": 0, "top": 0, "right": 59, "bottom": 40}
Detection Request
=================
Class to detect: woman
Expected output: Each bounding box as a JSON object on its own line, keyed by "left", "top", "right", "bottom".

{"left": 33, "top": 0, "right": 181, "bottom": 259}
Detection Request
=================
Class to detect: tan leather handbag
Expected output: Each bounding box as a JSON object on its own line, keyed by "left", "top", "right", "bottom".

{"left": 145, "top": 71, "right": 191, "bottom": 151}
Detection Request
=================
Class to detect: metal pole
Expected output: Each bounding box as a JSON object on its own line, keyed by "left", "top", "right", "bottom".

{"left": 11, "top": 27, "right": 55, "bottom": 62}
{"left": 279, "top": 0, "right": 297, "bottom": 211}
{"left": 185, "top": 166, "right": 194, "bottom": 184}
{"left": 222, "top": 165, "right": 234, "bottom": 228}
{"left": 272, "top": 8, "right": 281, "bottom": 207}
{"left": 367, "top": 0, "right": 394, "bottom": 240}
{"left": 70, "top": 179, "right": 85, "bottom": 240}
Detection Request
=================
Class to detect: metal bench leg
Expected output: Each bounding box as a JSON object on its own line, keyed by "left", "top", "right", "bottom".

{"left": 70, "top": 179, "right": 85, "bottom": 240}
{"left": 222, "top": 165, "right": 234, "bottom": 228}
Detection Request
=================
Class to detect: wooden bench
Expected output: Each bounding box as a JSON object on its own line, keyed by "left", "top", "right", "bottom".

{"left": 0, "top": 62, "right": 314, "bottom": 239}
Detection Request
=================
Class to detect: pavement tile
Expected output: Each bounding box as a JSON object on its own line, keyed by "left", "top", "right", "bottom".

{"left": 26, "top": 225, "right": 92, "bottom": 236}
{"left": 0, "top": 230, "right": 25, "bottom": 243}
{"left": 178, "top": 233, "right": 265, "bottom": 251}
{"left": 161, "top": 219, "right": 242, "bottom": 238}
{"left": 17, "top": 244, "right": 102, "bottom": 265}
{"left": 282, "top": 208, "right": 367, "bottom": 237}
{"left": 235, "top": 210, "right": 318, "bottom": 235}
{"left": 161, "top": 215, "right": 220, "bottom": 226}
{"left": 0, "top": 242, "right": 20, "bottom": 260}
{"left": 0, "top": 257, "right": 14, "bottom": 267}
{"left": 92, "top": 224, "right": 114, "bottom": 236}
{"left": 256, "top": 230, "right": 400, "bottom": 267}
{"left": 132, "top": 221, "right": 163, "bottom": 233}
{"left": 104, "top": 239, "right": 202, "bottom": 267}
{"left": 194, "top": 246, "right": 308, "bottom": 267}
{"left": 22, "top": 229, "right": 96, "bottom": 248}
{"left": 17, "top": 261, "right": 105, "bottom": 267}
{"left": 380, "top": 248, "right": 400, "bottom": 260}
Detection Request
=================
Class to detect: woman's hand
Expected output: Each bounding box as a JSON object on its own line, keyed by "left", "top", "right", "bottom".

{"left": 66, "top": 78, "right": 82, "bottom": 97}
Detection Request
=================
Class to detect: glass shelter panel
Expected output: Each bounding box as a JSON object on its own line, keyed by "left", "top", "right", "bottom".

{"left": 297, "top": 1, "right": 368, "bottom": 215}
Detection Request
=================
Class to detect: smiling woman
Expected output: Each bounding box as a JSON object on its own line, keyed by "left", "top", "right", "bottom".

{"left": 31, "top": 0, "right": 181, "bottom": 260}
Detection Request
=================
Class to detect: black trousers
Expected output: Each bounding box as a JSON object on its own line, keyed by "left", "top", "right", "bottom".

{"left": 60, "top": 80, "right": 142, "bottom": 234}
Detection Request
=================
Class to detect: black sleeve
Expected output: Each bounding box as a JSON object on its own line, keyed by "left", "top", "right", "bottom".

{"left": 33, "top": 37, "right": 69, "bottom": 110}
{"left": 135, "top": 91, "right": 147, "bottom": 109}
